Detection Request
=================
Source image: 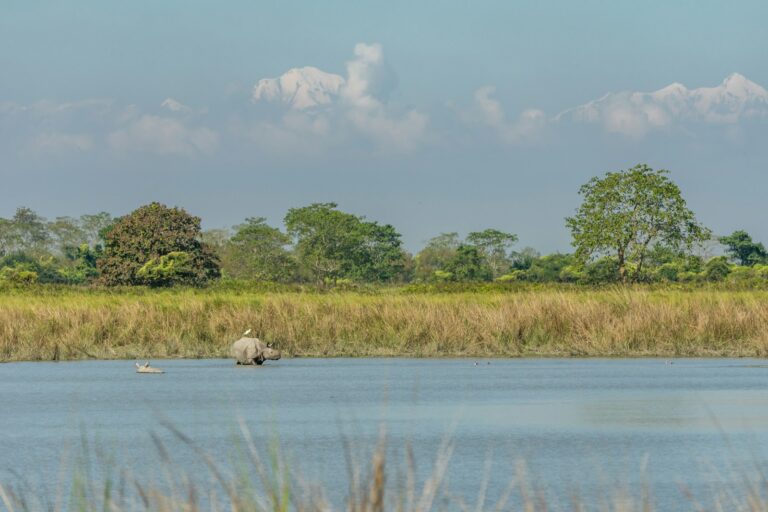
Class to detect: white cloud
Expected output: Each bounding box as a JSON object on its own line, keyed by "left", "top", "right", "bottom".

{"left": 557, "top": 73, "right": 768, "bottom": 137}
{"left": 161, "top": 97, "right": 193, "bottom": 114}
{"left": 470, "top": 86, "right": 546, "bottom": 144}
{"left": 1, "top": 97, "right": 219, "bottom": 159}
{"left": 108, "top": 115, "right": 218, "bottom": 157}
{"left": 250, "top": 43, "right": 425, "bottom": 152}
{"left": 0, "top": 98, "right": 114, "bottom": 159}
{"left": 466, "top": 73, "right": 768, "bottom": 142}
{"left": 341, "top": 43, "right": 397, "bottom": 109}
{"left": 347, "top": 108, "right": 428, "bottom": 152}
{"left": 23, "top": 132, "right": 94, "bottom": 156}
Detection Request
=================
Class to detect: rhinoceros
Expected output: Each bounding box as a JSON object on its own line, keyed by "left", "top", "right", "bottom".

{"left": 231, "top": 337, "right": 281, "bottom": 365}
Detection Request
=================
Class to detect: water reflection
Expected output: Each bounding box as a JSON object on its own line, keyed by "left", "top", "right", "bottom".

{"left": 1, "top": 358, "right": 767, "bottom": 508}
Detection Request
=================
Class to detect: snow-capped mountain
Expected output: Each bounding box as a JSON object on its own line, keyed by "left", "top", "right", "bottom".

{"left": 557, "top": 73, "right": 768, "bottom": 136}
{"left": 253, "top": 66, "right": 345, "bottom": 110}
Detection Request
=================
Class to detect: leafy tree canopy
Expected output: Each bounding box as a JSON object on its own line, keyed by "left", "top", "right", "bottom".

{"left": 443, "top": 245, "right": 492, "bottom": 282}
{"left": 720, "top": 230, "right": 767, "bottom": 266}
{"left": 566, "top": 164, "right": 710, "bottom": 282}
{"left": 525, "top": 253, "right": 575, "bottom": 282}
{"left": 284, "top": 203, "right": 404, "bottom": 284}
{"left": 414, "top": 233, "right": 460, "bottom": 281}
{"left": 98, "top": 202, "right": 220, "bottom": 286}
{"left": 223, "top": 217, "right": 296, "bottom": 282}
{"left": 0, "top": 207, "right": 50, "bottom": 256}
{"left": 466, "top": 229, "right": 517, "bottom": 278}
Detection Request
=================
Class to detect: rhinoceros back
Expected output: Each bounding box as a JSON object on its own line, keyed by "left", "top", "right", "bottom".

{"left": 231, "top": 337, "right": 263, "bottom": 364}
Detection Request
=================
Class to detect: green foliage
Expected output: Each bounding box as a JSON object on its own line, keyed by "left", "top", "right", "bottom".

{"left": 137, "top": 252, "right": 195, "bottom": 287}
{"left": 6, "top": 181, "right": 768, "bottom": 287}
{"left": 349, "top": 221, "right": 407, "bottom": 282}
{"left": 566, "top": 164, "right": 710, "bottom": 282}
{"left": 0, "top": 208, "right": 111, "bottom": 285}
{"left": 720, "top": 230, "right": 767, "bottom": 266}
{"left": 414, "top": 233, "right": 460, "bottom": 281}
{"left": 524, "top": 253, "right": 575, "bottom": 282}
{"left": 495, "top": 270, "right": 525, "bottom": 282}
{"left": 0, "top": 207, "right": 51, "bottom": 256}
{"left": 284, "top": 203, "right": 405, "bottom": 284}
{"left": 0, "top": 263, "right": 39, "bottom": 285}
{"left": 581, "top": 257, "right": 621, "bottom": 284}
{"left": 98, "top": 202, "right": 220, "bottom": 286}
{"left": 201, "top": 228, "right": 231, "bottom": 254}
{"left": 415, "top": 230, "right": 517, "bottom": 282}
{"left": 79, "top": 212, "right": 114, "bottom": 247}
{"left": 557, "top": 265, "right": 583, "bottom": 283}
{"left": 284, "top": 203, "right": 359, "bottom": 283}
{"left": 48, "top": 216, "right": 87, "bottom": 255}
{"left": 654, "top": 262, "right": 682, "bottom": 282}
{"left": 466, "top": 228, "right": 518, "bottom": 278}
{"left": 510, "top": 247, "right": 540, "bottom": 271}
{"left": 704, "top": 256, "right": 732, "bottom": 281}
{"left": 222, "top": 218, "right": 296, "bottom": 282}
{"left": 443, "top": 245, "right": 492, "bottom": 281}
{"left": 57, "top": 244, "right": 101, "bottom": 284}
{"left": 0, "top": 253, "right": 62, "bottom": 284}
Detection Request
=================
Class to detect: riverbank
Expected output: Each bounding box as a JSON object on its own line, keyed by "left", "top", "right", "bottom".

{"left": 2, "top": 286, "right": 768, "bottom": 361}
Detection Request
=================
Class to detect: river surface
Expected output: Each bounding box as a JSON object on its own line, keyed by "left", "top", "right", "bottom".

{"left": 2, "top": 358, "right": 768, "bottom": 509}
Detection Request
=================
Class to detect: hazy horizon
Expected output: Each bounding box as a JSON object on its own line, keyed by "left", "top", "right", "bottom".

{"left": 2, "top": 1, "right": 767, "bottom": 253}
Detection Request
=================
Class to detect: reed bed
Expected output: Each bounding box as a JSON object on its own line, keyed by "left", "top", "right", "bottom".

{"left": 2, "top": 287, "right": 768, "bottom": 361}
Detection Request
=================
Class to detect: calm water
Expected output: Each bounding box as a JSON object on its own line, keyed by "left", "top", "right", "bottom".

{"left": 2, "top": 358, "right": 768, "bottom": 508}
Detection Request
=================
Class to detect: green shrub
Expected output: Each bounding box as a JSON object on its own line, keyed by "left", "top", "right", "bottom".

{"left": 0, "top": 264, "right": 39, "bottom": 285}
{"left": 704, "top": 256, "right": 731, "bottom": 282}
{"left": 137, "top": 252, "right": 195, "bottom": 287}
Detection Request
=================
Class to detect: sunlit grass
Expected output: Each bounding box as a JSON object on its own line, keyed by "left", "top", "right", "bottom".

{"left": 2, "top": 286, "right": 768, "bottom": 361}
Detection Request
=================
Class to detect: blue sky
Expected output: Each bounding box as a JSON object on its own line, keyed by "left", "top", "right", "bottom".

{"left": 2, "top": 0, "right": 767, "bottom": 252}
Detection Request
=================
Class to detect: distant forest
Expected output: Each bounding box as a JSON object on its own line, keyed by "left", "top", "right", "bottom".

{"left": 2, "top": 165, "right": 767, "bottom": 287}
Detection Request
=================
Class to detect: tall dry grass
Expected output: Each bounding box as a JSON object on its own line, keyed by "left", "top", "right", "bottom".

{"left": 2, "top": 287, "right": 768, "bottom": 361}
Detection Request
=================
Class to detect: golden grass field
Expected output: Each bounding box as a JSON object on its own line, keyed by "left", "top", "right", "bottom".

{"left": 2, "top": 286, "right": 768, "bottom": 361}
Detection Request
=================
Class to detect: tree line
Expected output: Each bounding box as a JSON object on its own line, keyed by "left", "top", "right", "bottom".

{"left": 1, "top": 164, "right": 767, "bottom": 287}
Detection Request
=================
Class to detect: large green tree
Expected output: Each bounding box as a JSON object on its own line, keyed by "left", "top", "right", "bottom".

{"left": 284, "top": 203, "right": 404, "bottom": 284}
{"left": 443, "top": 245, "right": 492, "bottom": 281}
{"left": 48, "top": 216, "right": 87, "bottom": 255}
{"left": 79, "top": 212, "right": 114, "bottom": 247}
{"left": 566, "top": 164, "right": 709, "bottom": 282}
{"left": 719, "top": 230, "right": 767, "bottom": 266}
{"left": 347, "top": 221, "right": 406, "bottom": 282}
{"left": 98, "top": 202, "right": 220, "bottom": 286}
{"left": 466, "top": 228, "right": 518, "bottom": 278}
{"left": 413, "top": 233, "right": 460, "bottom": 281}
{"left": 0, "top": 207, "right": 51, "bottom": 256}
{"left": 0, "top": 218, "right": 13, "bottom": 257}
{"left": 222, "top": 217, "right": 296, "bottom": 281}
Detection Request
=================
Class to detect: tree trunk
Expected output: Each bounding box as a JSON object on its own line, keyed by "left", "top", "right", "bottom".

{"left": 618, "top": 248, "right": 627, "bottom": 283}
